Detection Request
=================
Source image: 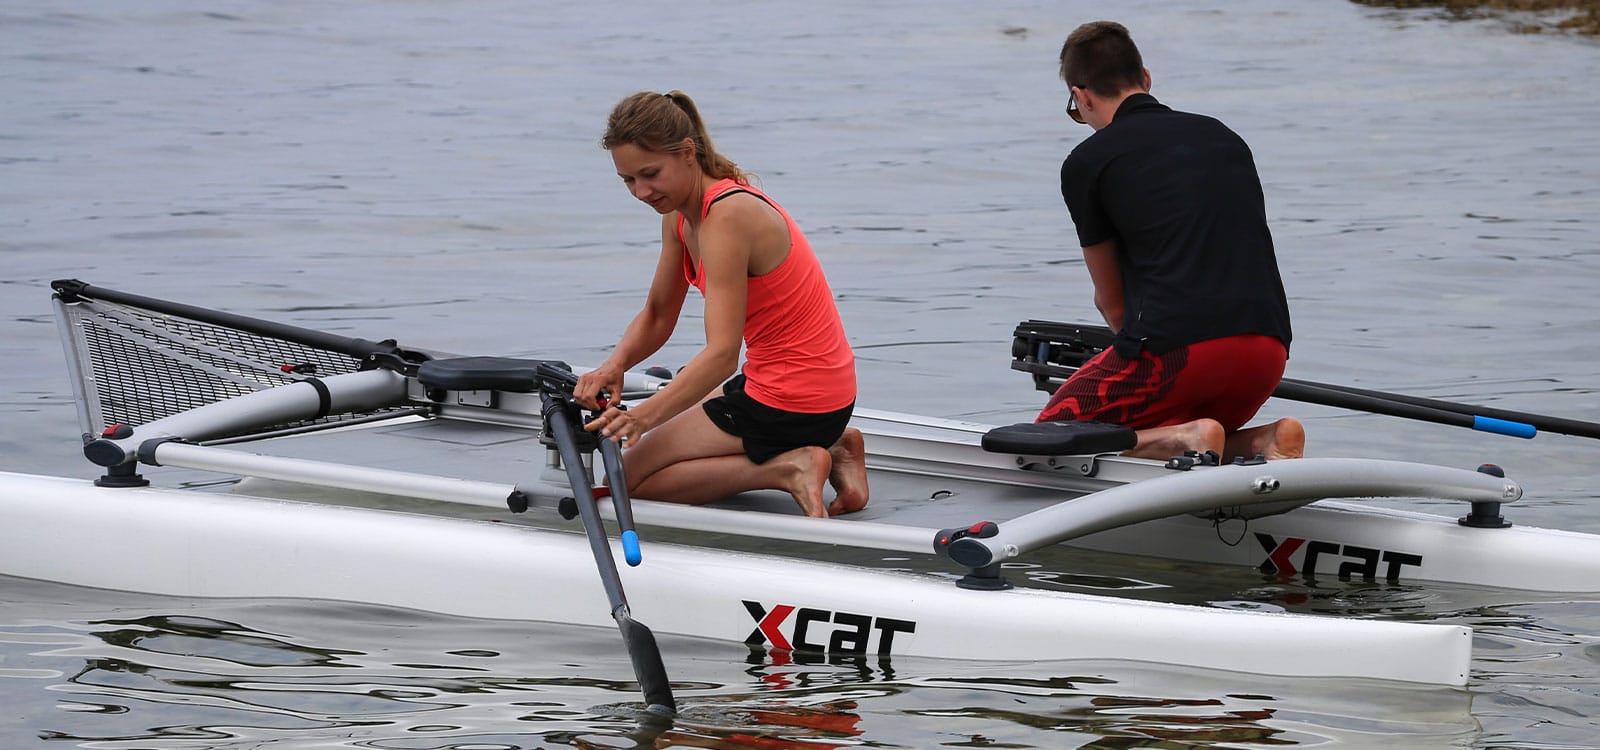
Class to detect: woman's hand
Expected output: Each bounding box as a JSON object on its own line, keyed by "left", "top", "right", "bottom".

{"left": 574, "top": 365, "right": 623, "bottom": 411}
{"left": 584, "top": 404, "right": 652, "bottom": 445}
{"left": 578, "top": 364, "right": 653, "bottom": 445}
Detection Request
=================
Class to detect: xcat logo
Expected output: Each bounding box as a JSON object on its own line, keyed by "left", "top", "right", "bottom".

{"left": 1255, "top": 533, "right": 1424, "bottom": 581}
{"left": 743, "top": 601, "right": 916, "bottom": 656}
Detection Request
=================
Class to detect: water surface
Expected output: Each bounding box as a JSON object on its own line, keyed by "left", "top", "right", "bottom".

{"left": 4, "top": 1, "right": 1599, "bottom": 747}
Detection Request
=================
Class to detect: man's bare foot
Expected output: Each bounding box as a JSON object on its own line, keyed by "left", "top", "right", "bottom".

{"left": 776, "top": 446, "right": 833, "bottom": 518}
{"left": 1224, "top": 417, "right": 1305, "bottom": 461}
{"left": 1124, "top": 419, "right": 1225, "bottom": 460}
{"left": 1263, "top": 417, "right": 1305, "bottom": 460}
{"left": 826, "top": 428, "right": 870, "bottom": 516}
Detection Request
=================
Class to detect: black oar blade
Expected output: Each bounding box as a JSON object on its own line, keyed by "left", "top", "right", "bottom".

{"left": 617, "top": 614, "right": 676, "bottom": 716}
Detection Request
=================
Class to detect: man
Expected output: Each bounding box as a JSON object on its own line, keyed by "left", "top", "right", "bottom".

{"left": 1040, "top": 21, "right": 1303, "bottom": 461}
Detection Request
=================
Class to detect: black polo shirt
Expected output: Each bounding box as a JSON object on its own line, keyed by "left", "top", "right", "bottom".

{"left": 1060, "top": 93, "right": 1291, "bottom": 356}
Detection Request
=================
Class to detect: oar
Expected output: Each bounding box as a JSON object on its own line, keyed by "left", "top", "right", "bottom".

{"left": 1278, "top": 377, "right": 1600, "bottom": 440}
{"left": 1271, "top": 379, "right": 1535, "bottom": 438}
{"left": 1013, "top": 320, "right": 1600, "bottom": 440}
{"left": 537, "top": 366, "right": 675, "bottom": 717}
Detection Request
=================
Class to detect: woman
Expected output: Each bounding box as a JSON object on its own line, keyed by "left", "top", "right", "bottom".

{"left": 574, "top": 90, "right": 868, "bottom": 518}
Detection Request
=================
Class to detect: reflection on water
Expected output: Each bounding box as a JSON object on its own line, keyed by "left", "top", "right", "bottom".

{"left": 1, "top": 578, "right": 1482, "bottom": 749}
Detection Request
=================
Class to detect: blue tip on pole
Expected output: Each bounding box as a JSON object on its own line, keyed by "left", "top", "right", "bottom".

{"left": 621, "top": 529, "right": 642, "bottom": 566}
{"left": 1473, "top": 415, "right": 1537, "bottom": 439}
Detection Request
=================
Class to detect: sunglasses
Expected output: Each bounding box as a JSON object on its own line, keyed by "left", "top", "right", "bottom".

{"left": 1065, "top": 86, "right": 1086, "bottom": 125}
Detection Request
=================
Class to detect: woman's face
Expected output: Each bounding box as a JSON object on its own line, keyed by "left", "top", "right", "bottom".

{"left": 611, "top": 141, "right": 697, "bottom": 215}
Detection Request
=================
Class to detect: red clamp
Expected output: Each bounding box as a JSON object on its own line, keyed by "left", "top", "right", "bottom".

{"left": 937, "top": 521, "right": 999, "bottom": 547}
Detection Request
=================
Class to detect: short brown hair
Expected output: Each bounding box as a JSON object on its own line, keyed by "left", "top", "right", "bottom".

{"left": 1059, "top": 21, "right": 1144, "bottom": 98}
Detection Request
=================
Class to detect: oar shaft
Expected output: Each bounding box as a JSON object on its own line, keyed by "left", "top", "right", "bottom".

{"left": 1282, "top": 377, "right": 1600, "bottom": 440}
{"left": 546, "top": 412, "right": 629, "bottom": 605}
{"left": 598, "top": 437, "right": 643, "bottom": 566}
{"left": 1273, "top": 380, "right": 1535, "bottom": 438}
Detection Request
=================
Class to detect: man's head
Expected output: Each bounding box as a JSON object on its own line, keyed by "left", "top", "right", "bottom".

{"left": 1059, "top": 21, "right": 1145, "bottom": 97}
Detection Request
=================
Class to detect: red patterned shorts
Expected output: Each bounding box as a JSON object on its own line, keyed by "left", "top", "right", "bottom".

{"left": 1037, "top": 334, "right": 1287, "bottom": 432}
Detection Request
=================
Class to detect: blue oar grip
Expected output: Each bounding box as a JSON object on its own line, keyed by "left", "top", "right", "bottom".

{"left": 1473, "top": 415, "right": 1536, "bottom": 439}
{"left": 621, "top": 529, "right": 642, "bottom": 566}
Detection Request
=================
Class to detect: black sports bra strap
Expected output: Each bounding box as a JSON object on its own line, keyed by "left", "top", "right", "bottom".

{"left": 706, "top": 187, "right": 773, "bottom": 211}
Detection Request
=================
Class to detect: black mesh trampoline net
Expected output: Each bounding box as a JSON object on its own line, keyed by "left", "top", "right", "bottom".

{"left": 59, "top": 297, "right": 396, "bottom": 434}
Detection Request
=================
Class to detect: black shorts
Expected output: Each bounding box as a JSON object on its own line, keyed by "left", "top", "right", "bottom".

{"left": 702, "top": 374, "right": 854, "bottom": 464}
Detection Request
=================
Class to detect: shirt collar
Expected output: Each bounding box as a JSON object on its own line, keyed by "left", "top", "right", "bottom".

{"left": 1114, "top": 92, "right": 1167, "bottom": 119}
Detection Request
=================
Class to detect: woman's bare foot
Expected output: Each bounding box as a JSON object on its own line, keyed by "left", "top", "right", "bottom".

{"left": 775, "top": 446, "right": 833, "bottom": 518}
{"left": 1124, "top": 419, "right": 1225, "bottom": 460}
{"left": 826, "top": 428, "right": 870, "bottom": 516}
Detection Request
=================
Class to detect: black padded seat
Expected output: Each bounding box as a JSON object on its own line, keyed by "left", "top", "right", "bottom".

{"left": 980, "top": 420, "right": 1136, "bottom": 456}
{"left": 416, "top": 357, "right": 571, "bottom": 393}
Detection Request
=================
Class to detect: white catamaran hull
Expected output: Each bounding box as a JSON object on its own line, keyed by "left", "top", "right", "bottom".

{"left": 0, "top": 471, "right": 1471, "bottom": 686}
{"left": 1070, "top": 499, "right": 1600, "bottom": 592}
{"left": 23, "top": 279, "right": 1599, "bottom": 693}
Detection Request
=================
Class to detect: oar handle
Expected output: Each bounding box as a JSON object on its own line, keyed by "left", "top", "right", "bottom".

{"left": 1473, "top": 415, "right": 1538, "bottom": 439}
{"left": 620, "top": 530, "right": 641, "bottom": 567}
